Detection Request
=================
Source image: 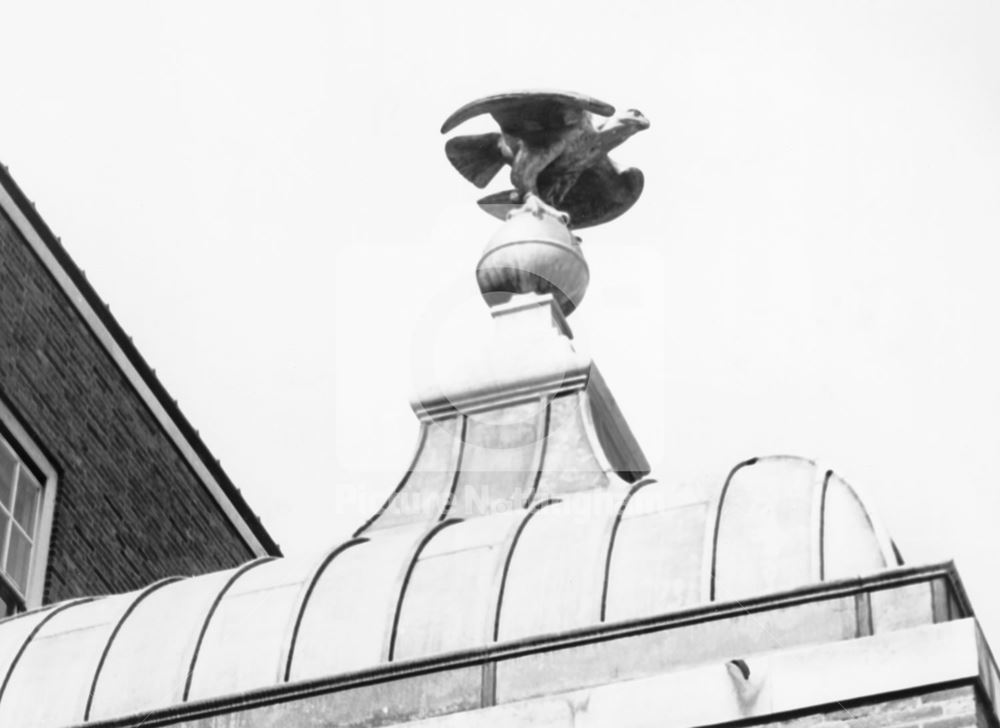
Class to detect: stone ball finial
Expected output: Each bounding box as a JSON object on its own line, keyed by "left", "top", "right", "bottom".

{"left": 475, "top": 205, "right": 590, "bottom": 315}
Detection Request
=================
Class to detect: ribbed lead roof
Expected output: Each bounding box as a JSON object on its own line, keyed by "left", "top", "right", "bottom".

{"left": 0, "top": 455, "right": 895, "bottom": 727}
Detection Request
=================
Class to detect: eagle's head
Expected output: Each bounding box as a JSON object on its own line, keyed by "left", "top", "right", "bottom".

{"left": 598, "top": 108, "right": 650, "bottom": 151}
{"left": 620, "top": 108, "right": 651, "bottom": 131}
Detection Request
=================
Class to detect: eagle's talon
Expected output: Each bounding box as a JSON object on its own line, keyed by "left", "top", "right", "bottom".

{"left": 520, "top": 193, "right": 571, "bottom": 225}
{"left": 521, "top": 194, "right": 546, "bottom": 218}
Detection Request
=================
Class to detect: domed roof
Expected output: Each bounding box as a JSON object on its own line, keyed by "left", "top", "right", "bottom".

{"left": 0, "top": 455, "right": 895, "bottom": 726}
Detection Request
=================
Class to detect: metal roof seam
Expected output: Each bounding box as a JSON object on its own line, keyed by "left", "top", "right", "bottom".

{"left": 387, "top": 520, "right": 464, "bottom": 662}
{"left": 181, "top": 557, "right": 276, "bottom": 701}
{"left": 83, "top": 577, "right": 185, "bottom": 721}
{"left": 708, "top": 457, "right": 759, "bottom": 600}
{"left": 491, "top": 498, "right": 562, "bottom": 642}
{"left": 818, "top": 469, "right": 834, "bottom": 581}
{"left": 282, "top": 539, "right": 369, "bottom": 682}
{"left": 600, "top": 478, "right": 659, "bottom": 621}
{"left": 576, "top": 388, "right": 617, "bottom": 476}
{"left": 840, "top": 474, "right": 897, "bottom": 568}
{"left": 353, "top": 426, "right": 429, "bottom": 537}
{"left": 437, "top": 417, "right": 469, "bottom": 521}
{"left": 522, "top": 397, "right": 553, "bottom": 508}
{"left": 0, "top": 597, "right": 94, "bottom": 708}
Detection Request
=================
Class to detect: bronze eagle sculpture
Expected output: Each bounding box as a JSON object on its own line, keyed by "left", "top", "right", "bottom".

{"left": 441, "top": 90, "right": 650, "bottom": 229}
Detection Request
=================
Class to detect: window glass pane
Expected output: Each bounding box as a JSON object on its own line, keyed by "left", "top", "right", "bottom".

{"left": 0, "top": 595, "right": 15, "bottom": 617}
{"left": 13, "top": 469, "right": 40, "bottom": 532}
{"left": 0, "top": 584, "right": 17, "bottom": 617}
{"left": 0, "top": 442, "right": 16, "bottom": 509}
{"left": 7, "top": 526, "right": 32, "bottom": 593}
{"left": 0, "top": 511, "right": 10, "bottom": 566}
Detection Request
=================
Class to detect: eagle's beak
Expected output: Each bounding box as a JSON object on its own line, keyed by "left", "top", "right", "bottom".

{"left": 626, "top": 109, "right": 651, "bottom": 129}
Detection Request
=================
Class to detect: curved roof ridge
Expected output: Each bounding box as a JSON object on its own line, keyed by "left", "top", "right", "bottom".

{"left": 0, "top": 455, "right": 895, "bottom": 724}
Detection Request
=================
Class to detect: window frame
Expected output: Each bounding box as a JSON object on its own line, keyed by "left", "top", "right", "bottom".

{"left": 0, "top": 397, "right": 56, "bottom": 611}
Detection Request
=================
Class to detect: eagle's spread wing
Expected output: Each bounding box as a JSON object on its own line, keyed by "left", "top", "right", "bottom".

{"left": 445, "top": 133, "right": 506, "bottom": 188}
{"left": 441, "top": 90, "right": 615, "bottom": 135}
{"left": 444, "top": 91, "right": 644, "bottom": 229}
{"left": 551, "top": 158, "right": 644, "bottom": 229}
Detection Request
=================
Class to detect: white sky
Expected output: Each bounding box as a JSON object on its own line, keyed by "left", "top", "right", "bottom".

{"left": 2, "top": 1, "right": 999, "bottom": 642}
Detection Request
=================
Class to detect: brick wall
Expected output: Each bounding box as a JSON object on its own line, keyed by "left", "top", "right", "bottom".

{"left": 0, "top": 205, "right": 258, "bottom": 602}
{"left": 773, "top": 686, "right": 992, "bottom": 728}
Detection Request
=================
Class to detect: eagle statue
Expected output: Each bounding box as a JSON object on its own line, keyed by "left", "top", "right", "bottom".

{"left": 441, "top": 90, "right": 650, "bottom": 229}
